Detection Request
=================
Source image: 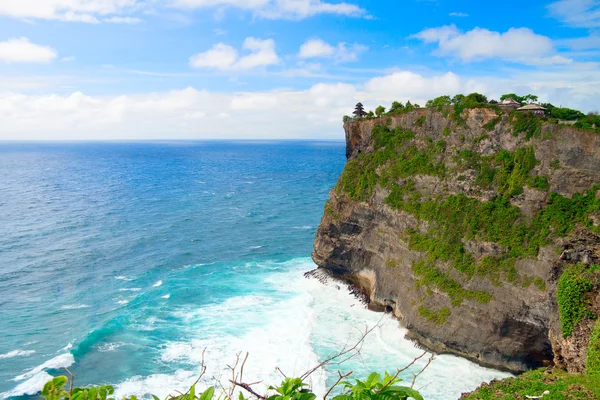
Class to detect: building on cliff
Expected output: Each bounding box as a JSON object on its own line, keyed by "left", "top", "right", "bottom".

{"left": 353, "top": 102, "right": 367, "bottom": 118}
{"left": 498, "top": 97, "right": 521, "bottom": 110}
{"left": 517, "top": 103, "right": 547, "bottom": 116}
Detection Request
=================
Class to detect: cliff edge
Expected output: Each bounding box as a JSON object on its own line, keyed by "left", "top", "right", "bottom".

{"left": 313, "top": 107, "right": 600, "bottom": 373}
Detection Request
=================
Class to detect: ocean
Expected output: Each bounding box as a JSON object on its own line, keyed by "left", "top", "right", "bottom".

{"left": 0, "top": 141, "right": 510, "bottom": 400}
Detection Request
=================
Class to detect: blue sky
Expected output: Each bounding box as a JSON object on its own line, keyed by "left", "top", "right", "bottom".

{"left": 0, "top": 0, "right": 599, "bottom": 139}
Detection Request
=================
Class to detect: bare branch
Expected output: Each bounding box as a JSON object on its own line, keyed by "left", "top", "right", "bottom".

{"left": 275, "top": 367, "right": 287, "bottom": 379}
{"left": 301, "top": 316, "right": 385, "bottom": 380}
{"left": 323, "top": 371, "right": 352, "bottom": 400}
{"left": 62, "top": 367, "right": 75, "bottom": 396}
{"left": 410, "top": 354, "right": 435, "bottom": 389}
{"left": 230, "top": 380, "right": 267, "bottom": 400}
{"left": 374, "top": 351, "right": 427, "bottom": 394}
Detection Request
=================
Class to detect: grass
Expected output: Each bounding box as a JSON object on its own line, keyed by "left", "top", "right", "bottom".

{"left": 587, "top": 321, "right": 600, "bottom": 375}
{"left": 417, "top": 306, "right": 451, "bottom": 324}
{"left": 462, "top": 368, "right": 600, "bottom": 400}
{"left": 412, "top": 260, "right": 492, "bottom": 307}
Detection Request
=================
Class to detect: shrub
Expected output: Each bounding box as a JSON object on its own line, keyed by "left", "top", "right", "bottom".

{"left": 557, "top": 264, "right": 595, "bottom": 337}
{"left": 587, "top": 321, "right": 600, "bottom": 375}
{"left": 40, "top": 372, "right": 424, "bottom": 400}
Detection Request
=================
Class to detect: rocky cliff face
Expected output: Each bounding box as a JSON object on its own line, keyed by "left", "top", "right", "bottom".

{"left": 313, "top": 107, "right": 600, "bottom": 373}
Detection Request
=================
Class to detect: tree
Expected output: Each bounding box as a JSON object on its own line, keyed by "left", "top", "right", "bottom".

{"left": 425, "top": 95, "right": 452, "bottom": 109}
{"left": 375, "top": 105, "right": 386, "bottom": 117}
{"left": 451, "top": 94, "right": 465, "bottom": 104}
{"left": 523, "top": 94, "right": 539, "bottom": 104}
{"left": 389, "top": 101, "right": 404, "bottom": 114}
{"left": 500, "top": 93, "right": 539, "bottom": 105}
{"left": 549, "top": 107, "right": 585, "bottom": 121}
{"left": 500, "top": 93, "right": 524, "bottom": 103}
{"left": 366, "top": 110, "right": 375, "bottom": 118}
{"left": 465, "top": 93, "right": 488, "bottom": 104}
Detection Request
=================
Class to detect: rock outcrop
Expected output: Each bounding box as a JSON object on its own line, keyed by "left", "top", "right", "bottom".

{"left": 313, "top": 107, "right": 600, "bottom": 373}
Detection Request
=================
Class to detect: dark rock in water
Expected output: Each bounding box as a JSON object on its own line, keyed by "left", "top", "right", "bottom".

{"left": 312, "top": 108, "right": 600, "bottom": 373}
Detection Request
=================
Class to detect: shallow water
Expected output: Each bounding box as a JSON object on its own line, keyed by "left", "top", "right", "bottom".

{"left": 0, "top": 141, "right": 511, "bottom": 400}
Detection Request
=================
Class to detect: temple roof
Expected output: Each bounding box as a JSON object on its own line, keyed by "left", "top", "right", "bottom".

{"left": 517, "top": 104, "right": 547, "bottom": 111}
{"left": 500, "top": 98, "right": 521, "bottom": 105}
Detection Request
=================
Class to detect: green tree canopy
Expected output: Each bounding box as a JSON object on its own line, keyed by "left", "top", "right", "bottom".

{"left": 389, "top": 101, "right": 404, "bottom": 114}
{"left": 426, "top": 95, "right": 452, "bottom": 109}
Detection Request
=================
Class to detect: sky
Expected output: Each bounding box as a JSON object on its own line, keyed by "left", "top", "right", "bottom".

{"left": 0, "top": 0, "right": 599, "bottom": 140}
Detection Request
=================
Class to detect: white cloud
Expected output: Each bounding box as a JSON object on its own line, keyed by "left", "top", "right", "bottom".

{"left": 298, "top": 38, "right": 367, "bottom": 62}
{"left": 170, "top": 0, "right": 365, "bottom": 19}
{"left": 0, "top": 0, "right": 137, "bottom": 23}
{"left": 104, "top": 16, "right": 143, "bottom": 23}
{"left": 0, "top": 37, "right": 57, "bottom": 63}
{"left": 364, "top": 71, "right": 464, "bottom": 103}
{"left": 189, "top": 43, "right": 239, "bottom": 69}
{"left": 412, "top": 25, "right": 572, "bottom": 65}
{"left": 449, "top": 12, "right": 468, "bottom": 17}
{"left": 548, "top": 0, "right": 600, "bottom": 28}
{"left": 235, "top": 38, "right": 279, "bottom": 69}
{"left": 299, "top": 39, "right": 335, "bottom": 58}
{"left": 562, "top": 34, "right": 600, "bottom": 49}
{"left": 2, "top": 65, "right": 600, "bottom": 140}
{"left": 189, "top": 38, "right": 279, "bottom": 71}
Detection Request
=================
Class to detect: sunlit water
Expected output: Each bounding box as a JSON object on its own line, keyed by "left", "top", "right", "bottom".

{"left": 0, "top": 141, "right": 510, "bottom": 400}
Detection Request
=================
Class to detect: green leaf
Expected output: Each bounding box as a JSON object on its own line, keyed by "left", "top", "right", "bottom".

{"left": 381, "top": 386, "right": 423, "bottom": 400}
{"left": 198, "top": 386, "right": 214, "bottom": 400}
{"left": 365, "top": 373, "right": 381, "bottom": 389}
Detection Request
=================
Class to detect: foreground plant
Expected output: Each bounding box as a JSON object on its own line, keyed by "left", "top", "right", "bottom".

{"left": 40, "top": 321, "right": 426, "bottom": 400}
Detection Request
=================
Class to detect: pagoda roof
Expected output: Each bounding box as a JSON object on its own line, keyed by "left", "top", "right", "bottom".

{"left": 517, "top": 104, "right": 546, "bottom": 111}
{"left": 500, "top": 98, "right": 521, "bottom": 105}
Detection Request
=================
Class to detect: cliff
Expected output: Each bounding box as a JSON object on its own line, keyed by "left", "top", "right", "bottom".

{"left": 312, "top": 107, "right": 600, "bottom": 373}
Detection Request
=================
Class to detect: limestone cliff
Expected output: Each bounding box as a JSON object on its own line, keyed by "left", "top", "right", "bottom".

{"left": 312, "top": 107, "right": 600, "bottom": 373}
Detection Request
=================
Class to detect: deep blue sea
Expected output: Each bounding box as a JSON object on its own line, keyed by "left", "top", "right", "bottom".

{"left": 0, "top": 141, "right": 510, "bottom": 400}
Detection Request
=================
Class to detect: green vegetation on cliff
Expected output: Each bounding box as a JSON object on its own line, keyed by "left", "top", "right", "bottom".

{"left": 557, "top": 264, "right": 597, "bottom": 337}
{"left": 588, "top": 321, "right": 600, "bottom": 375}
{"left": 336, "top": 120, "right": 600, "bottom": 314}
{"left": 461, "top": 368, "right": 600, "bottom": 400}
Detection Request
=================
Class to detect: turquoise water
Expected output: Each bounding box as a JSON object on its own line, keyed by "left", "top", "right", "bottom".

{"left": 0, "top": 141, "right": 510, "bottom": 400}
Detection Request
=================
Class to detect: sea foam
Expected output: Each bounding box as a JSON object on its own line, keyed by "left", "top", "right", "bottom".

{"left": 112, "top": 258, "right": 511, "bottom": 400}
{"left": 0, "top": 349, "right": 35, "bottom": 359}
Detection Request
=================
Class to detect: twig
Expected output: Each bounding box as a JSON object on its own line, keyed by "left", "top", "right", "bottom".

{"left": 230, "top": 381, "right": 267, "bottom": 400}
{"left": 376, "top": 351, "right": 427, "bottom": 393}
{"left": 275, "top": 367, "right": 287, "bottom": 379}
{"left": 301, "top": 316, "right": 385, "bottom": 380}
{"left": 323, "top": 371, "right": 352, "bottom": 400}
{"left": 410, "top": 354, "right": 435, "bottom": 389}
{"left": 63, "top": 367, "right": 75, "bottom": 396}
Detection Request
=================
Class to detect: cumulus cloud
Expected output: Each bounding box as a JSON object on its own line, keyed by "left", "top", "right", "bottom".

{"left": 548, "top": 0, "right": 600, "bottom": 28}
{"left": 171, "top": 0, "right": 365, "bottom": 19}
{"left": 412, "top": 24, "right": 572, "bottom": 65}
{"left": 0, "top": 0, "right": 137, "bottom": 23}
{"left": 189, "top": 38, "right": 279, "bottom": 70}
{"left": 0, "top": 38, "right": 57, "bottom": 63}
{"left": 298, "top": 38, "right": 367, "bottom": 62}
{"left": 3, "top": 65, "right": 600, "bottom": 140}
